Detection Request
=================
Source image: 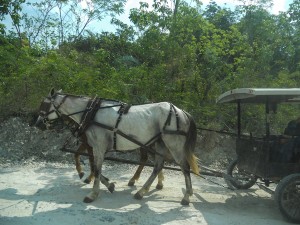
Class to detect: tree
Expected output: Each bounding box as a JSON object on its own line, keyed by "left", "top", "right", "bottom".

{"left": 15, "top": 0, "right": 126, "bottom": 49}
{"left": 0, "top": 0, "right": 25, "bottom": 46}
{"left": 286, "top": 0, "right": 300, "bottom": 72}
{"left": 203, "top": 1, "right": 237, "bottom": 30}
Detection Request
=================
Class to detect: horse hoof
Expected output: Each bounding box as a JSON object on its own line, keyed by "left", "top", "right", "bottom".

{"left": 83, "top": 197, "right": 93, "bottom": 203}
{"left": 108, "top": 183, "right": 115, "bottom": 193}
{"left": 84, "top": 178, "right": 91, "bottom": 184}
{"left": 180, "top": 199, "right": 190, "bottom": 206}
{"left": 79, "top": 172, "right": 85, "bottom": 179}
{"left": 134, "top": 192, "right": 143, "bottom": 200}
{"left": 156, "top": 184, "right": 163, "bottom": 190}
{"left": 128, "top": 180, "right": 135, "bottom": 186}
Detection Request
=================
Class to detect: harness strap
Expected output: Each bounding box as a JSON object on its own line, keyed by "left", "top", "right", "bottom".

{"left": 77, "top": 97, "right": 101, "bottom": 136}
{"left": 113, "top": 103, "right": 132, "bottom": 149}
{"left": 163, "top": 103, "right": 173, "bottom": 130}
{"left": 55, "top": 98, "right": 186, "bottom": 156}
{"left": 91, "top": 121, "right": 160, "bottom": 155}
{"left": 114, "top": 104, "right": 124, "bottom": 149}
{"left": 163, "top": 103, "right": 180, "bottom": 131}
{"left": 163, "top": 130, "right": 187, "bottom": 136}
{"left": 52, "top": 95, "right": 68, "bottom": 114}
{"left": 171, "top": 104, "right": 180, "bottom": 131}
{"left": 118, "top": 103, "right": 131, "bottom": 114}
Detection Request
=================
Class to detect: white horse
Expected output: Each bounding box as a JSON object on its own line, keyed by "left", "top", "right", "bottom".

{"left": 35, "top": 88, "right": 199, "bottom": 205}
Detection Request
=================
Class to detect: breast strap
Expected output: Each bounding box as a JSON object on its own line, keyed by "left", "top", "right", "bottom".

{"left": 77, "top": 97, "right": 101, "bottom": 136}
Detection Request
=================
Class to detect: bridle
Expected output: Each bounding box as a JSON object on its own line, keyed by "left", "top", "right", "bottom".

{"left": 38, "top": 93, "right": 95, "bottom": 132}
{"left": 39, "top": 94, "right": 68, "bottom": 127}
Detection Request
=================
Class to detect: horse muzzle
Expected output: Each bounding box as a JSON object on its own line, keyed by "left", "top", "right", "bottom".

{"left": 35, "top": 116, "right": 47, "bottom": 131}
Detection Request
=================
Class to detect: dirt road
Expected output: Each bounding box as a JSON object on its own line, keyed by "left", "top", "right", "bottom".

{"left": 0, "top": 161, "right": 291, "bottom": 225}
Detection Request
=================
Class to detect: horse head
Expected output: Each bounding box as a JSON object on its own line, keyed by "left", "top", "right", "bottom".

{"left": 35, "top": 88, "right": 65, "bottom": 131}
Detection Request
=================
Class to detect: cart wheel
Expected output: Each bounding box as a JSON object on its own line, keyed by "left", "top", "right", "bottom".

{"left": 274, "top": 173, "right": 300, "bottom": 223}
{"left": 225, "top": 159, "right": 257, "bottom": 189}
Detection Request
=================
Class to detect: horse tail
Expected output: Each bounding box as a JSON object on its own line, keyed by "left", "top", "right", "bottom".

{"left": 184, "top": 112, "right": 200, "bottom": 175}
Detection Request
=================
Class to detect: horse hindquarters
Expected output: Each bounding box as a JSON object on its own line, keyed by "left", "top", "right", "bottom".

{"left": 161, "top": 112, "right": 199, "bottom": 205}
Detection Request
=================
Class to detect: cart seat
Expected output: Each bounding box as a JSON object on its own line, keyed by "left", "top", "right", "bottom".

{"left": 270, "top": 135, "right": 300, "bottom": 163}
{"left": 284, "top": 120, "right": 300, "bottom": 136}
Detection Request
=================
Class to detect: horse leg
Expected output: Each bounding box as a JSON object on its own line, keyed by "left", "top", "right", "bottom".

{"left": 162, "top": 132, "right": 197, "bottom": 205}
{"left": 83, "top": 165, "right": 101, "bottom": 203}
{"left": 83, "top": 146, "right": 114, "bottom": 192}
{"left": 156, "top": 170, "right": 164, "bottom": 190}
{"left": 100, "top": 174, "right": 115, "bottom": 193}
{"left": 83, "top": 144, "right": 95, "bottom": 184}
{"left": 83, "top": 138, "right": 106, "bottom": 203}
{"left": 81, "top": 138, "right": 114, "bottom": 192}
{"left": 85, "top": 148, "right": 115, "bottom": 193}
{"left": 128, "top": 148, "right": 148, "bottom": 186}
{"left": 83, "top": 159, "right": 102, "bottom": 203}
{"left": 180, "top": 161, "right": 193, "bottom": 205}
{"left": 75, "top": 143, "right": 85, "bottom": 179}
{"left": 134, "top": 141, "right": 165, "bottom": 200}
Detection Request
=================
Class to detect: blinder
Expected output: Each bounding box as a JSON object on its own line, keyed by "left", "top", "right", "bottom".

{"left": 39, "top": 98, "right": 53, "bottom": 117}
{"left": 38, "top": 95, "right": 66, "bottom": 127}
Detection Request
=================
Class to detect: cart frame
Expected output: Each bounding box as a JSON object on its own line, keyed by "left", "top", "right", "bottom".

{"left": 217, "top": 88, "right": 300, "bottom": 223}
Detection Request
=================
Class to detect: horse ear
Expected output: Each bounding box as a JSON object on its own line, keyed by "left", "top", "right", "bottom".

{"left": 49, "top": 88, "right": 55, "bottom": 97}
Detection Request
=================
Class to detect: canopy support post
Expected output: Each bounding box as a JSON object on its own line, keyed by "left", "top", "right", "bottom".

{"left": 237, "top": 100, "right": 241, "bottom": 138}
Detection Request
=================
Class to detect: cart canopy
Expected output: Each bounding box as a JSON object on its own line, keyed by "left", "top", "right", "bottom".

{"left": 216, "top": 88, "right": 300, "bottom": 104}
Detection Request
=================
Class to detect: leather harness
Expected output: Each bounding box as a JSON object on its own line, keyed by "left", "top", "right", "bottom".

{"left": 41, "top": 95, "right": 188, "bottom": 154}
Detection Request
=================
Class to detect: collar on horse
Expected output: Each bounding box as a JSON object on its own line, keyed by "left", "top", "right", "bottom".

{"left": 77, "top": 97, "right": 102, "bottom": 137}
{"left": 70, "top": 98, "right": 133, "bottom": 146}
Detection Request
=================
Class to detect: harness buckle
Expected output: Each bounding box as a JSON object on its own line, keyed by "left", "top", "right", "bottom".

{"left": 43, "top": 118, "right": 48, "bottom": 124}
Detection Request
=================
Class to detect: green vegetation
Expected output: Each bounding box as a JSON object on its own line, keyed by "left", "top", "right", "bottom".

{"left": 0, "top": 0, "right": 299, "bottom": 131}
